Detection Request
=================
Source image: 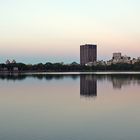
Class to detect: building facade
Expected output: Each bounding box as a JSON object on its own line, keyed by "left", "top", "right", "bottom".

{"left": 112, "top": 53, "right": 131, "bottom": 64}
{"left": 113, "top": 52, "right": 122, "bottom": 60}
{"left": 80, "top": 44, "right": 97, "bottom": 65}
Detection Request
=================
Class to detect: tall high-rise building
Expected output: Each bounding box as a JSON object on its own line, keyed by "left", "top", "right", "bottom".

{"left": 80, "top": 44, "right": 97, "bottom": 65}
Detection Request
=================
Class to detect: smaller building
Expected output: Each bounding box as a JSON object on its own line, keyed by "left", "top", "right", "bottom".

{"left": 86, "top": 60, "right": 106, "bottom": 66}
{"left": 132, "top": 58, "right": 137, "bottom": 64}
{"left": 5, "top": 59, "right": 17, "bottom": 64}
{"left": 98, "top": 60, "right": 106, "bottom": 66}
{"left": 113, "top": 53, "right": 122, "bottom": 60}
{"left": 137, "top": 57, "right": 140, "bottom": 62}
{"left": 3, "top": 67, "right": 8, "bottom": 71}
{"left": 107, "top": 60, "right": 112, "bottom": 66}
{"left": 6, "top": 60, "right": 10, "bottom": 64}
{"left": 121, "top": 55, "right": 131, "bottom": 64}
{"left": 11, "top": 59, "right": 16, "bottom": 64}
{"left": 111, "top": 53, "right": 131, "bottom": 64}
{"left": 85, "top": 62, "right": 96, "bottom": 66}
{"left": 13, "top": 67, "right": 19, "bottom": 72}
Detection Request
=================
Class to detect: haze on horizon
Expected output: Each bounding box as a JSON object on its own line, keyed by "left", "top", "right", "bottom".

{"left": 0, "top": 0, "right": 140, "bottom": 64}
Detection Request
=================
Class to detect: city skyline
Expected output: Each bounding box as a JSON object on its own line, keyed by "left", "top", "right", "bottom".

{"left": 0, "top": 0, "right": 140, "bottom": 63}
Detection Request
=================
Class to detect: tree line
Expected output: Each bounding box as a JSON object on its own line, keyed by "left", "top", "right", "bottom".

{"left": 0, "top": 62, "right": 140, "bottom": 72}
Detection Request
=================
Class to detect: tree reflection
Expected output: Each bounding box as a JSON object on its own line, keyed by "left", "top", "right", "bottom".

{"left": 0, "top": 73, "right": 79, "bottom": 81}
{"left": 0, "top": 73, "right": 140, "bottom": 91}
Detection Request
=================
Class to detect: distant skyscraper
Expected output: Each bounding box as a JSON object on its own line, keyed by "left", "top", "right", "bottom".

{"left": 80, "top": 44, "right": 97, "bottom": 65}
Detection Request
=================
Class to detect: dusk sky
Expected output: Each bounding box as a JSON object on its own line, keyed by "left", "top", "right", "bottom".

{"left": 0, "top": 0, "right": 140, "bottom": 64}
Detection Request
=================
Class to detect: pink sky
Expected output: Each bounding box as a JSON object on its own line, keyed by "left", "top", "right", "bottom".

{"left": 0, "top": 0, "right": 140, "bottom": 63}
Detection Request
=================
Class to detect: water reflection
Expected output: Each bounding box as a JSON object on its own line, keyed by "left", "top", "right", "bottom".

{"left": 0, "top": 73, "right": 140, "bottom": 91}
{"left": 97, "top": 75, "right": 140, "bottom": 89}
{"left": 0, "top": 74, "right": 79, "bottom": 81}
{"left": 0, "top": 73, "right": 140, "bottom": 140}
{"left": 80, "top": 75, "right": 97, "bottom": 98}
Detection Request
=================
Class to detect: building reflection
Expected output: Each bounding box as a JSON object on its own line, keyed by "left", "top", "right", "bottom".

{"left": 107, "top": 75, "right": 140, "bottom": 89}
{"left": 80, "top": 75, "right": 97, "bottom": 98}
{"left": 111, "top": 78, "right": 131, "bottom": 89}
{"left": 1, "top": 73, "right": 140, "bottom": 91}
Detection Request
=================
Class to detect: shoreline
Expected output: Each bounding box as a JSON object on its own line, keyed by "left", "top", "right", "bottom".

{"left": 1, "top": 71, "right": 140, "bottom": 75}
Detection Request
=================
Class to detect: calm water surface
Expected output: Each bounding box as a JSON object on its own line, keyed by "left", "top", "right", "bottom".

{"left": 0, "top": 73, "right": 140, "bottom": 140}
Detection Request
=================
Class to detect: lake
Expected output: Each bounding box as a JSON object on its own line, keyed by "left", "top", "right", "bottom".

{"left": 0, "top": 72, "right": 140, "bottom": 140}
